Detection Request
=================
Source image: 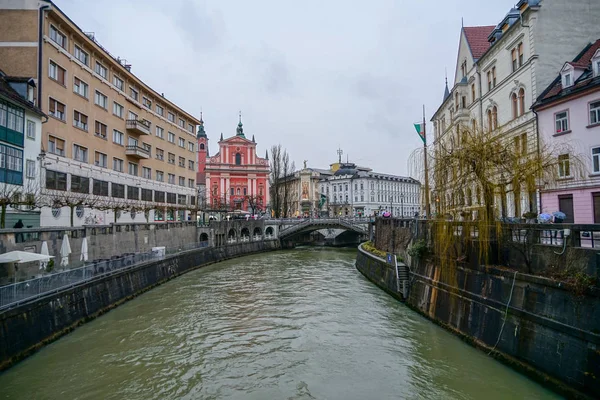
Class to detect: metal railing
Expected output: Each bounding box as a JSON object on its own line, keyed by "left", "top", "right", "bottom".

{"left": 0, "top": 240, "right": 210, "bottom": 311}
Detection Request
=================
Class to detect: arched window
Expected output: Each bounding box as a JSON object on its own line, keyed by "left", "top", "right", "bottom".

{"left": 466, "top": 188, "right": 472, "bottom": 206}
{"left": 487, "top": 109, "right": 493, "bottom": 132}
{"left": 512, "top": 93, "right": 518, "bottom": 119}
{"left": 492, "top": 106, "right": 498, "bottom": 130}
{"left": 237, "top": 188, "right": 240, "bottom": 195}
{"left": 235, "top": 153, "right": 241, "bottom": 165}
{"left": 200, "top": 143, "right": 205, "bottom": 150}
{"left": 518, "top": 88, "right": 525, "bottom": 116}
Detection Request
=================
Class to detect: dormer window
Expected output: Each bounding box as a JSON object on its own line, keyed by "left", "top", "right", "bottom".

{"left": 593, "top": 50, "right": 600, "bottom": 77}
{"left": 564, "top": 73, "right": 572, "bottom": 87}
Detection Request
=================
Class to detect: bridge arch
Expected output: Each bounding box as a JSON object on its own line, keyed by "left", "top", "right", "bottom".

{"left": 228, "top": 228, "right": 236, "bottom": 240}
{"left": 265, "top": 226, "right": 274, "bottom": 237}
{"left": 200, "top": 232, "right": 209, "bottom": 242}
{"left": 241, "top": 227, "right": 250, "bottom": 238}
{"left": 253, "top": 227, "right": 262, "bottom": 237}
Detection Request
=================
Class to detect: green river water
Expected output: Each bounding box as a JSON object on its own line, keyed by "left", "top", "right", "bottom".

{"left": 0, "top": 248, "right": 561, "bottom": 399}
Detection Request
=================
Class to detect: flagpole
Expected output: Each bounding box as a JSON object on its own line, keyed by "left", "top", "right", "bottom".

{"left": 423, "top": 105, "right": 431, "bottom": 219}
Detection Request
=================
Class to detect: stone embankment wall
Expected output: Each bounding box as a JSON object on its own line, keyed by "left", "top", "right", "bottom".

{"left": 0, "top": 239, "right": 280, "bottom": 371}
{"left": 355, "top": 244, "right": 600, "bottom": 399}
{"left": 0, "top": 222, "right": 199, "bottom": 285}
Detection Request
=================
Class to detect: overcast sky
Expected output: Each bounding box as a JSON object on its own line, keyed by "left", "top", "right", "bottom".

{"left": 59, "top": 0, "right": 516, "bottom": 176}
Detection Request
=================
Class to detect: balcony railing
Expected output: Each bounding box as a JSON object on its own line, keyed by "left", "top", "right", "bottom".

{"left": 125, "top": 145, "right": 150, "bottom": 159}
{"left": 126, "top": 119, "right": 151, "bottom": 135}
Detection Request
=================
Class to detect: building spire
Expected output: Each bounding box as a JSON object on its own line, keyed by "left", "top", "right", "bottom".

{"left": 220, "top": 132, "right": 223, "bottom": 141}
{"left": 236, "top": 111, "right": 245, "bottom": 137}
{"left": 337, "top": 147, "right": 343, "bottom": 164}
{"left": 197, "top": 111, "right": 207, "bottom": 138}
{"left": 265, "top": 149, "right": 269, "bottom": 160}
{"left": 443, "top": 70, "right": 450, "bottom": 102}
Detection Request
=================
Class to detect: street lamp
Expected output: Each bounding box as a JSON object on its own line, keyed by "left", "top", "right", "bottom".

{"left": 400, "top": 194, "right": 405, "bottom": 218}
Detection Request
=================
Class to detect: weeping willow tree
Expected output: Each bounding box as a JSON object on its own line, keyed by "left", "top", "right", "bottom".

{"left": 409, "top": 124, "right": 582, "bottom": 276}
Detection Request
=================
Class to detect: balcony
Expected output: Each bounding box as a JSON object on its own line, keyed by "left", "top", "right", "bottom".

{"left": 126, "top": 119, "right": 151, "bottom": 135}
{"left": 125, "top": 145, "right": 150, "bottom": 159}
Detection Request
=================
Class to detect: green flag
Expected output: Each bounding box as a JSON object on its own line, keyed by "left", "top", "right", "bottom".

{"left": 414, "top": 122, "right": 426, "bottom": 144}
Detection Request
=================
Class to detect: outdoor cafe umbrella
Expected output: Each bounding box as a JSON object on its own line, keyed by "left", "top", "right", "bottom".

{"left": 80, "top": 237, "right": 88, "bottom": 262}
{"left": 0, "top": 251, "right": 53, "bottom": 264}
{"left": 40, "top": 241, "right": 49, "bottom": 270}
{"left": 60, "top": 234, "right": 71, "bottom": 267}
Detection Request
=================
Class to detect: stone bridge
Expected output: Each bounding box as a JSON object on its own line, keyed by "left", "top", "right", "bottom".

{"left": 270, "top": 218, "right": 371, "bottom": 240}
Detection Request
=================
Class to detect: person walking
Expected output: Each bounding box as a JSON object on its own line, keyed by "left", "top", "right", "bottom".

{"left": 14, "top": 219, "right": 24, "bottom": 243}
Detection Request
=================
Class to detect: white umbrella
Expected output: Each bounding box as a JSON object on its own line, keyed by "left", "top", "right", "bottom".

{"left": 60, "top": 234, "right": 71, "bottom": 267}
{"left": 40, "top": 241, "right": 49, "bottom": 270}
{"left": 0, "top": 251, "right": 53, "bottom": 264}
{"left": 80, "top": 237, "right": 88, "bottom": 262}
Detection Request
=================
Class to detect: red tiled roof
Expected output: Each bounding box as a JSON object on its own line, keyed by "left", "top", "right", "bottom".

{"left": 463, "top": 26, "right": 495, "bottom": 59}
{"left": 540, "top": 39, "right": 600, "bottom": 102}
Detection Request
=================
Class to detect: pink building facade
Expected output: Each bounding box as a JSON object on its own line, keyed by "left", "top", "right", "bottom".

{"left": 534, "top": 40, "right": 600, "bottom": 223}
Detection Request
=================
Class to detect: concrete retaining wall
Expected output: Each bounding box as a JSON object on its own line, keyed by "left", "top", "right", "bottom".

{"left": 0, "top": 239, "right": 280, "bottom": 371}
{"left": 355, "top": 245, "right": 600, "bottom": 399}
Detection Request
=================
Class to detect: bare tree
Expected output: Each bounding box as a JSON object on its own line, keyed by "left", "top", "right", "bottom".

{"left": 269, "top": 144, "right": 283, "bottom": 218}
{"left": 0, "top": 178, "right": 41, "bottom": 228}
{"left": 245, "top": 194, "right": 264, "bottom": 215}
{"left": 43, "top": 189, "right": 100, "bottom": 227}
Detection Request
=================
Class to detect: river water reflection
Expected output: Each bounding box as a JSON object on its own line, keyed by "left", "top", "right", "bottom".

{"left": 0, "top": 248, "right": 560, "bottom": 399}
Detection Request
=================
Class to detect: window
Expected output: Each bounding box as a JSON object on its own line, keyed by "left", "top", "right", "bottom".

{"left": 555, "top": 111, "right": 569, "bottom": 133}
{"left": 49, "top": 61, "right": 66, "bottom": 85}
{"left": 113, "top": 157, "right": 124, "bottom": 172}
{"left": 142, "top": 142, "right": 151, "bottom": 155}
{"left": 512, "top": 48, "right": 517, "bottom": 72}
{"left": 1, "top": 102, "right": 24, "bottom": 134}
{"left": 512, "top": 93, "right": 518, "bottom": 119}
{"left": 26, "top": 120, "right": 35, "bottom": 139}
{"left": 142, "top": 188, "right": 153, "bottom": 201}
{"left": 113, "top": 129, "right": 124, "bottom": 145}
{"left": 156, "top": 170, "right": 164, "bottom": 182}
{"left": 487, "top": 106, "right": 498, "bottom": 130}
{"left": 593, "top": 147, "right": 600, "bottom": 173}
{"left": 168, "top": 173, "right": 175, "bottom": 184}
{"left": 168, "top": 152, "right": 175, "bottom": 164}
{"left": 48, "top": 135, "right": 65, "bottom": 156}
{"left": 558, "top": 154, "right": 570, "bottom": 177}
{"left": 129, "top": 87, "right": 138, "bottom": 101}
{"left": 113, "top": 102, "right": 124, "bottom": 118}
{"left": 143, "top": 96, "right": 152, "bottom": 109}
{"left": 188, "top": 124, "right": 194, "bottom": 133}
{"left": 178, "top": 156, "right": 185, "bottom": 167}
{"left": 25, "top": 159, "right": 35, "bottom": 179}
{"left": 179, "top": 176, "right": 185, "bottom": 186}
{"left": 73, "top": 77, "right": 88, "bottom": 98}
{"left": 591, "top": 101, "right": 600, "bottom": 125}
{"left": 487, "top": 71, "right": 492, "bottom": 91}
{"left": 156, "top": 148, "right": 164, "bottom": 161}
{"left": 461, "top": 96, "right": 466, "bottom": 109}
{"left": 492, "top": 67, "right": 497, "bottom": 87}
{"left": 73, "top": 144, "right": 88, "bottom": 163}
{"left": 71, "top": 175, "right": 89, "bottom": 194}
{"left": 168, "top": 112, "right": 175, "bottom": 123}
{"left": 74, "top": 45, "right": 88, "bottom": 65}
{"left": 142, "top": 166, "right": 152, "bottom": 179}
{"left": 95, "top": 151, "right": 107, "bottom": 167}
{"left": 156, "top": 126, "right": 164, "bottom": 139}
{"left": 127, "top": 186, "right": 139, "bottom": 201}
{"left": 73, "top": 110, "right": 88, "bottom": 131}
{"left": 95, "top": 62, "right": 107, "bottom": 79}
{"left": 235, "top": 153, "right": 242, "bottom": 165}
{"left": 112, "top": 183, "right": 125, "bottom": 198}
{"left": 461, "top": 60, "right": 467, "bottom": 77}
{"left": 93, "top": 179, "right": 109, "bottom": 196}
{"left": 167, "top": 192, "right": 176, "bottom": 204}
{"left": 188, "top": 142, "right": 194, "bottom": 152}
{"left": 471, "top": 84, "right": 476, "bottom": 103}
{"left": 168, "top": 132, "right": 175, "bottom": 143}
{"left": 49, "top": 25, "right": 66, "bottom": 48}
{"left": 128, "top": 137, "right": 138, "bottom": 147}
{"left": 94, "top": 91, "right": 108, "bottom": 109}
{"left": 188, "top": 160, "right": 194, "bottom": 170}
{"left": 49, "top": 98, "right": 65, "bottom": 121}
{"left": 178, "top": 137, "right": 185, "bottom": 147}
{"left": 156, "top": 104, "right": 164, "bottom": 116}
{"left": 94, "top": 121, "right": 107, "bottom": 139}
{"left": 518, "top": 88, "right": 525, "bottom": 116}
{"left": 45, "top": 170, "right": 67, "bottom": 191}
{"left": 564, "top": 74, "right": 572, "bottom": 87}
{"left": 113, "top": 76, "right": 124, "bottom": 91}
{"left": 188, "top": 179, "right": 195, "bottom": 188}
{"left": 518, "top": 42, "right": 524, "bottom": 67}
{"left": 178, "top": 118, "right": 185, "bottom": 128}
{"left": 455, "top": 92, "right": 459, "bottom": 111}
{"left": 128, "top": 162, "right": 138, "bottom": 176}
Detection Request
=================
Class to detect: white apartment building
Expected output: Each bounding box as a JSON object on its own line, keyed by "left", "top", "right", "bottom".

{"left": 318, "top": 163, "right": 421, "bottom": 218}
{"left": 431, "top": 0, "right": 600, "bottom": 218}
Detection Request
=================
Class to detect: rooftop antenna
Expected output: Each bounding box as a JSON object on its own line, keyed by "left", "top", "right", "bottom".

{"left": 337, "top": 147, "right": 343, "bottom": 164}
{"left": 461, "top": 17, "right": 464, "bottom": 28}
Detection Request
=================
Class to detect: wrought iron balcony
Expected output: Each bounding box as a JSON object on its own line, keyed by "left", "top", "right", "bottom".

{"left": 126, "top": 119, "right": 151, "bottom": 135}
{"left": 125, "top": 145, "right": 150, "bottom": 159}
